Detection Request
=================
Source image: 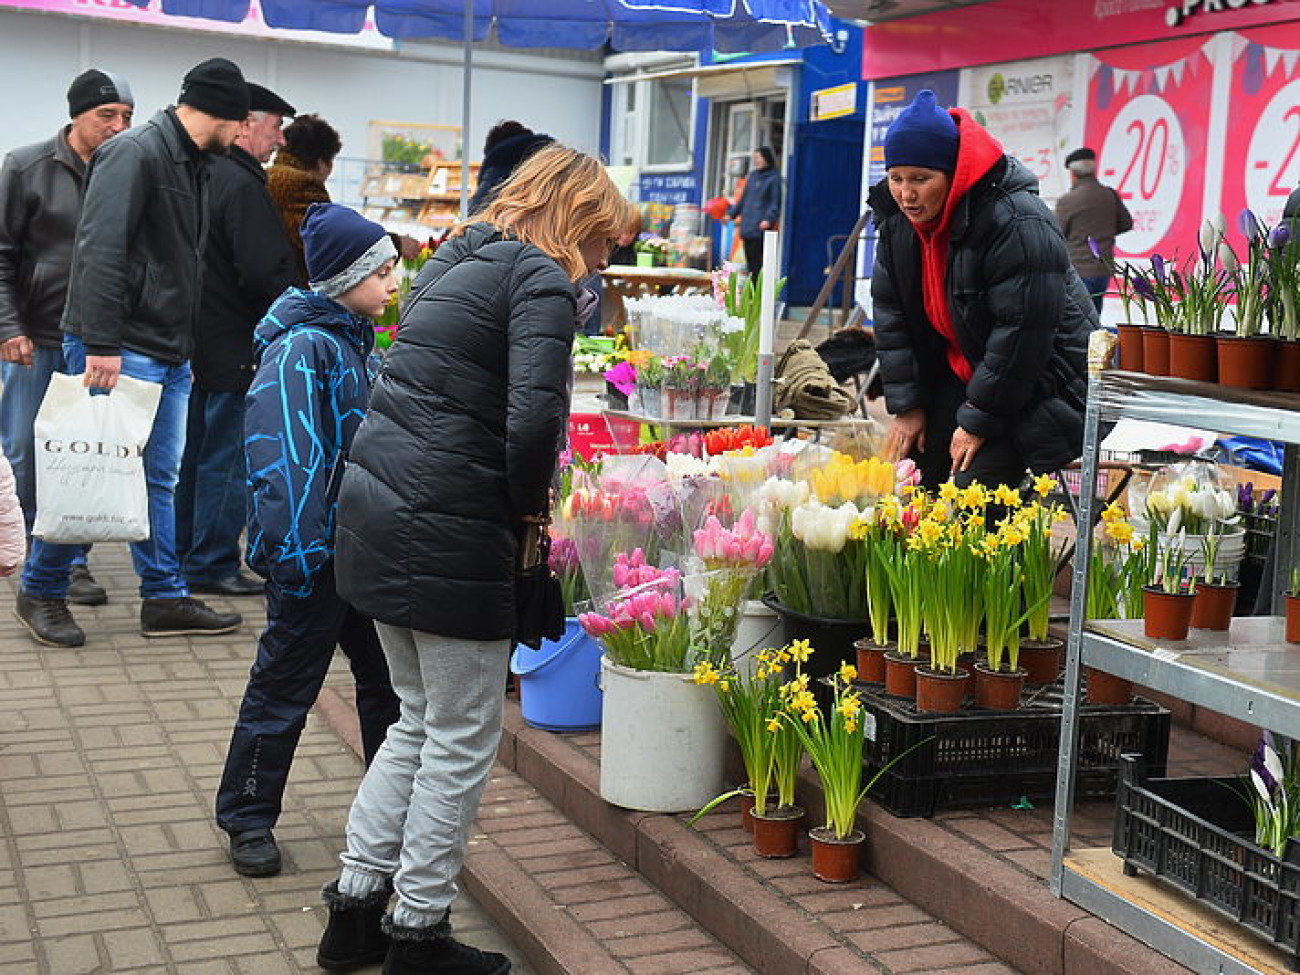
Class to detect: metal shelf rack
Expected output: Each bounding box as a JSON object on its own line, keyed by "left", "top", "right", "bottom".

{"left": 1050, "top": 371, "right": 1300, "bottom": 974}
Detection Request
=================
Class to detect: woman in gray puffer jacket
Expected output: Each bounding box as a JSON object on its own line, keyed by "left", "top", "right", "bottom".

{"left": 320, "top": 146, "right": 633, "bottom": 975}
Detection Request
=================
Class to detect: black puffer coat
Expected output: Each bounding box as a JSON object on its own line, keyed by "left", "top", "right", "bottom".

{"left": 869, "top": 155, "right": 1094, "bottom": 473}
{"left": 335, "top": 223, "right": 577, "bottom": 639}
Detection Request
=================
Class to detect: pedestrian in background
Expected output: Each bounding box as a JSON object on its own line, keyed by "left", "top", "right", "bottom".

{"left": 15, "top": 57, "right": 250, "bottom": 648}
{"left": 216, "top": 202, "right": 400, "bottom": 882}
{"left": 268, "top": 113, "right": 341, "bottom": 280}
{"left": 177, "top": 82, "right": 299, "bottom": 599}
{"left": 466, "top": 119, "right": 554, "bottom": 216}
{"left": 1054, "top": 146, "right": 1132, "bottom": 313}
{"left": 870, "top": 89, "right": 1093, "bottom": 491}
{"left": 314, "top": 145, "right": 633, "bottom": 975}
{"left": 729, "top": 145, "right": 782, "bottom": 277}
{"left": 0, "top": 68, "right": 134, "bottom": 609}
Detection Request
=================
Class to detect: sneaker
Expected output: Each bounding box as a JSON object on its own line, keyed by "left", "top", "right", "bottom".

{"left": 66, "top": 564, "right": 108, "bottom": 606}
{"left": 140, "top": 596, "right": 241, "bottom": 637}
{"left": 382, "top": 915, "right": 510, "bottom": 975}
{"left": 14, "top": 591, "right": 85, "bottom": 648}
{"left": 188, "top": 570, "right": 264, "bottom": 597}
{"left": 228, "top": 827, "right": 281, "bottom": 877}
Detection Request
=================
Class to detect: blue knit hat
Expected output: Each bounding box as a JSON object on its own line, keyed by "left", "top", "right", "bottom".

{"left": 884, "top": 90, "right": 959, "bottom": 173}
{"left": 301, "top": 203, "right": 396, "bottom": 299}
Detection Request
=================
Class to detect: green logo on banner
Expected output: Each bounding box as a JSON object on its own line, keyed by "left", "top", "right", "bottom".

{"left": 987, "top": 73, "right": 1006, "bottom": 105}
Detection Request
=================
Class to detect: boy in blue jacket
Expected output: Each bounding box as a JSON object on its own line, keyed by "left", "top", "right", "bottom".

{"left": 215, "top": 203, "right": 400, "bottom": 886}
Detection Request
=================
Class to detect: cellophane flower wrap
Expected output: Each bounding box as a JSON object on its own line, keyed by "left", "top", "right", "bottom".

{"left": 1085, "top": 502, "right": 1153, "bottom": 620}
{"left": 577, "top": 549, "right": 691, "bottom": 672}
{"left": 567, "top": 454, "right": 680, "bottom": 602}
{"left": 686, "top": 508, "right": 774, "bottom": 664}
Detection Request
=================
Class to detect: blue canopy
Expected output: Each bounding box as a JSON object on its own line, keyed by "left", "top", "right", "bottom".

{"left": 151, "top": 0, "right": 832, "bottom": 53}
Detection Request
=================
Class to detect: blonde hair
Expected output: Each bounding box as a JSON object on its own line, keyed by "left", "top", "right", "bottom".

{"left": 472, "top": 145, "right": 635, "bottom": 280}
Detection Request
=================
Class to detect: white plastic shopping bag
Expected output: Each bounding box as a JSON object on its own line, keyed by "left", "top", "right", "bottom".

{"left": 31, "top": 372, "right": 162, "bottom": 544}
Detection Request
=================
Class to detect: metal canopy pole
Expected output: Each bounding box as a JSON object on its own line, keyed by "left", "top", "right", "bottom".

{"left": 459, "top": 0, "right": 474, "bottom": 221}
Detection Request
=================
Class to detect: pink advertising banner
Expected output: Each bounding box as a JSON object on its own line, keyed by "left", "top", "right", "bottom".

{"left": 0, "top": 0, "right": 390, "bottom": 48}
{"left": 1084, "top": 35, "right": 1215, "bottom": 261}
{"left": 1219, "top": 21, "right": 1300, "bottom": 233}
{"left": 862, "top": 0, "right": 1300, "bottom": 80}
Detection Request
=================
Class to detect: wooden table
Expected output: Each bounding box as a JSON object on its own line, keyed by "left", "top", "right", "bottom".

{"left": 599, "top": 265, "right": 714, "bottom": 329}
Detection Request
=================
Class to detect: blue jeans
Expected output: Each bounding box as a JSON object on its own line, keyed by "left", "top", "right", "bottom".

{"left": 177, "top": 388, "right": 248, "bottom": 584}
{"left": 1081, "top": 275, "right": 1109, "bottom": 315}
{"left": 22, "top": 336, "right": 191, "bottom": 600}
{"left": 215, "top": 561, "right": 398, "bottom": 833}
{"left": 0, "top": 345, "right": 88, "bottom": 567}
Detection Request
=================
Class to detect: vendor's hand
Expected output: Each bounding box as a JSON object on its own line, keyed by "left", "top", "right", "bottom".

{"left": 888, "top": 408, "right": 926, "bottom": 461}
{"left": 83, "top": 354, "right": 121, "bottom": 391}
{"left": 0, "top": 335, "right": 33, "bottom": 367}
{"left": 759, "top": 221, "right": 771, "bottom": 231}
{"left": 949, "top": 427, "right": 986, "bottom": 476}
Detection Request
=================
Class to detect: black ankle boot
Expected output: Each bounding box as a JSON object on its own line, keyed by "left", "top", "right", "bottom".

{"left": 316, "top": 880, "right": 393, "bottom": 972}
{"left": 382, "top": 913, "right": 510, "bottom": 975}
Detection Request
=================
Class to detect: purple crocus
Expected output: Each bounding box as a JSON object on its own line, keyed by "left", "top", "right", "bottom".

{"left": 1087, "top": 236, "right": 1104, "bottom": 261}
{"left": 1271, "top": 223, "right": 1292, "bottom": 250}
{"left": 1131, "top": 273, "right": 1156, "bottom": 301}
{"left": 1240, "top": 208, "right": 1264, "bottom": 243}
{"left": 1150, "top": 253, "right": 1168, "bottom": 285}
{"left": 1252, "top": 730, "right": 1285, "bottom": 803}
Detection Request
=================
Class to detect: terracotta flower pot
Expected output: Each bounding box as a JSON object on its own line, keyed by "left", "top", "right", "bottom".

{"left": 1167, "top": 332, "right": 1218, "bottom": 382}
{"left": 914, "top": 665, "right": 968, "bottom": 713}
{"left": 1141, "top": 327, "right": 1170, "bottom": 376}
{"left": 1274, "top": 339, "right": 1300, "bottom": 393}
{"left": 1142, "top": 585, "right": 1195, "bottom": 641}
{"left": 883, "top": 650, "right": 920, "bottom": 698}
{"left": 809, "top": 826, "right": 865, "bottom": 883}
{"left": 972, "top": 662, "right": 1026, "bottom": 710}
{"left": 1190, "top": 581, "right": 1239, "bottom": 631}
{"left": 1084, "top": 666, "right": 1132, "bottom": 706}
{"left": 1116, "top": 323, "right": 1144, "bottom": 373}
{"left": 751, "top": 805, "right": 803, "bottom": 859}
{"left": 853, "top": 639, "right": 890, "bottom": 683}
{"left": 739, "top": 789, "right": 757, "bottom": 834}
{"left": 1018, "top": 637, "right": 1064, "bottom": 685}
{"left": 1216, "top": 334, "right": 1275, "bottom": 389}
{"left": 1286, "top": 592, "right": 1300, "bottom": 645}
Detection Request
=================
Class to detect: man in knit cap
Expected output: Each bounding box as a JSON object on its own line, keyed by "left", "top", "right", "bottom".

{"left": 868, "top": 89, "right": 1094, "bottom": 490}
{"left": 1055, "top": 147, "right": 1133, "bottom": 313}
{"left": 0, "top": 69, "right": 134, "bottom": 610}
{"left": 177, "top": 82, "right": 300, "bottom": 600}
{"left": 15, "top": 58, "right": 250, "bottom": 649}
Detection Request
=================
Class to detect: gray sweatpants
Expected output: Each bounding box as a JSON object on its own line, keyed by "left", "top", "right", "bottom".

{"left": 336, "top": 622, "right": 510, "bottom": 928}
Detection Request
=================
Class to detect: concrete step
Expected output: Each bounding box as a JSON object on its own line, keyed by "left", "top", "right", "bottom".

{"left": 319, "top": 686, "right": 1192, "bottom": 975}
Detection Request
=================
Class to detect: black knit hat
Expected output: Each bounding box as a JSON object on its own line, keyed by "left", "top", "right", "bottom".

{"left": 247, "top": 83, "right": 295, "bottom": 118}
{"left": 178, "top": 58, "right": 249, "bottom": 121}
{"left": 67, "top": 69, "right": 133, "bottom": 118}
{"left": 1064, "top": 147, "right": 1096, "bottom": 168}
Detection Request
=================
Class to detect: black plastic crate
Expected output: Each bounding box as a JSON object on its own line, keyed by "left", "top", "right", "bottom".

{"left": 1113, "top": 754, "right": 1300, "bottom": 968}
{"left": 858, "top": 686, "right": 1170, "bottom": 818}
{"left": 1242, "top": 511, "right": 1278, "bottom": 560}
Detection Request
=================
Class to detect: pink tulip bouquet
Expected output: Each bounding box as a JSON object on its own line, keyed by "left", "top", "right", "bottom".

{"left": 578, "top": 549, "right": 692, "bottom": 672}
{"left": 686, "top": 509, "right": 775, "bottom": 663}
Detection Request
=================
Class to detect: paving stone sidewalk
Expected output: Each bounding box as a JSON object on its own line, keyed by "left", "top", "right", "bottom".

{"left": 0, "top": 543, "right": 535, "bottom": 974}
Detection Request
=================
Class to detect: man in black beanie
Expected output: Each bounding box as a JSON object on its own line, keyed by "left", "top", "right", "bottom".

{"left": 177, "top": 81, "right": 299, "bottom": 602}
{"left": 0, "top": 68, "right": 134, "bottom": 614}
{"left": 15, "top": 58, "right": 250, "bottom": 650}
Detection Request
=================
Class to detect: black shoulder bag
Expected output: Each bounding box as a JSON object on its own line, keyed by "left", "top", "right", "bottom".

{"left": 515, "top": 519, "right": 566, "bottom": 650}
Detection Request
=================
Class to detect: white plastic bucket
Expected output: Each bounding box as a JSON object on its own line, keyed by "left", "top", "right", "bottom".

{"left": 598, "top": 657, "right": 727, "bottom": 812}
{"left": 729, "top": 599, "right": 782, "bottom": 681}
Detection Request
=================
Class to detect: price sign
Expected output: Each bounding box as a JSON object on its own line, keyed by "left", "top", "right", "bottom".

{"left": 1244, "top": 77, "right": 1300, "bottom": 226}
{"left": 1100, "top": 94, "right": 1185, "bottom": 254}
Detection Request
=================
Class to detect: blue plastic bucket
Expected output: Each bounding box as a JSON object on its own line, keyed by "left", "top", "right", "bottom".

{"left": 509, "top": 618, "right": 603, "bottom": 732}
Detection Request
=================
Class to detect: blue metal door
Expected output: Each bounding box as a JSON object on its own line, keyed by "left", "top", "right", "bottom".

{"left": 784, "top": 117, "right": 864, "bottom": 307}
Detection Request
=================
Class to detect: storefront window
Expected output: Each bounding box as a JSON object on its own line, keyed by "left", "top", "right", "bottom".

{"left": 611, "top": 74, "right": 694, "bottom": 172}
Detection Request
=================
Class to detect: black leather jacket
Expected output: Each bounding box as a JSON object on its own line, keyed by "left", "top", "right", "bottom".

{"left": 0, "top": 128, "right": 86, "bottom": 349}
{"left": 193, "top": 146, "right": 298, "bottom": 392}
{"left": 63, "top": 108, "right": 210, "bottom": 364}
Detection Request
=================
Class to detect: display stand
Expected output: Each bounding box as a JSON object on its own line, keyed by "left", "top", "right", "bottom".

{"left": 416, "top": 161, "right": 480, "bottom": 229}
{"left": 1051, "top": 371, "right": 1300, "bottom": 975}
